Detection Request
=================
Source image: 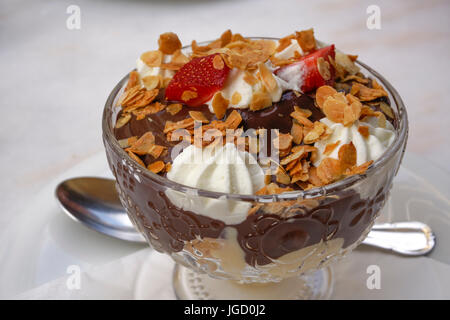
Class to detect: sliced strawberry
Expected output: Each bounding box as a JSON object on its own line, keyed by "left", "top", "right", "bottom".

{"left": 165, "top": 53, "right": 230, "bottom": 106}
{"left": 274, "top": 45, "right": 335, "bottom": 93}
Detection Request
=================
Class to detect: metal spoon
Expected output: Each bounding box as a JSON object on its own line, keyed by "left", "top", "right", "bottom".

{"left": 55, "top": 177, "right": 436, "bottom": 256}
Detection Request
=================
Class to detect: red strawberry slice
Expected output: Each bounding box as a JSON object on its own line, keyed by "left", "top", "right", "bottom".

{"left": 274, "top": 45, "right": 335, "bottom": 93}
{"left": 165, "top": 53, "right": 230, "bottom": 106}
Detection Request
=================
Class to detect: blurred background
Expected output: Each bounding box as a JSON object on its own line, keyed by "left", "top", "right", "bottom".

{"left": 1, "top": 0, "right": 449, "bottom": 298}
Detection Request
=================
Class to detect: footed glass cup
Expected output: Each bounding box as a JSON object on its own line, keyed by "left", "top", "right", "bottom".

{"left": 102, "top": 39, "right": 408, "bottom": 299}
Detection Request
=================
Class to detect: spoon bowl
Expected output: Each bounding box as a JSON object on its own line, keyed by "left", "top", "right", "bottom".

{"left": 55, "top": 177, "right": 146, "bottom": 243}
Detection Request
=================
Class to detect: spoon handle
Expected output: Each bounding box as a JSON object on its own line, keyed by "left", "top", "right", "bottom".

{"left": 362, "top": 221, "right": 435, "bottom": 256}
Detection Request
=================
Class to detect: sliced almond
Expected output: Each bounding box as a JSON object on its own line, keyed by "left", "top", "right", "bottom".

{"left": 147, "top": 161, "right": 165, "bottom": 174}
{"left": 126, "top": 150, "right": 145, "bottom": 167}
{"left": 211, "top": 92, "right": 229, "bottom": 119}
{"left": 125, "top": 71, "right": 140, "bottom": 91}
{"left": 295, "top": 29, "right": 316, "bottom": 53}
{"left": 224, "top": 110, "right": 242, "bottom": 129}
{"left": 324, "top": 140, "right": 340, "bottom": 156}
{"left": 158, "top": 32, "right": 182, "bottom": 54}
{"left": 316, "top": 158, "right": 342, "bottom": 184}
{"left": 358, "top": 126, "right": 369, "bottom": 138}
{"left": 189, "top": 111, "right": 209, "bottom": 123}
{"left": 274, "top": 133, "right": 293, "bottom": 150}
{"left": 290, "top": 111, "right": 314, "bottom": 127}
{"left": 166, "top": 103, "right": 182, "bottom": 115}
{"left": 115, "top": 114, "right": 131, "bottom": 129}
{"left": 140, "top": 50, "right": 163, "bottom": 67}
{"left": 212, "top": 54, "right": 225, "bottom": 70}
{"left": 250, "top": 90, "right": 272, "bottom": 111}
{"left": 258, "top": 62, "right": 277, "bottom": 92}
{"left": 338, "top": 142, "right": 357, "bottom": 171}
{"left": 181, "top": 90, "right": 198, "bottom": 102}
{"left": 164, "top": 118, "right": 195, "bottom": 133}
{"left": 291, "top": 122, "right": 303, "bottom": 144}
{"left": 231, "top": 92, "right": 242, "bottom": 105}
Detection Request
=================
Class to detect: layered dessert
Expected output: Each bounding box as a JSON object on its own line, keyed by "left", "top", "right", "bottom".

{"left": 107, "top": 29, "right": 403, "bottom": 281}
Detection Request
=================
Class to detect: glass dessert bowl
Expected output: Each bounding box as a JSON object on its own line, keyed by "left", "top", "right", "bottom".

{"left": 102, "top": 31, "right": 408, "bottom": 299}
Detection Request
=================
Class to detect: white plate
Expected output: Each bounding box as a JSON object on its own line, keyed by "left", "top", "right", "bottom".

{"left": 1, "top": 152, "right": 449, "bottom": 299}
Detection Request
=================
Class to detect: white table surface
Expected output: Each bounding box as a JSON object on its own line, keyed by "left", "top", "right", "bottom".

{"left": 1, "top": 0, "right": 449, "bottom": 297}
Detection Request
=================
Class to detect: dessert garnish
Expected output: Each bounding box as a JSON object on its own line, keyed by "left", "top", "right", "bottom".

{"left": 114, "top": 29, "right": 396, "bottom": 195}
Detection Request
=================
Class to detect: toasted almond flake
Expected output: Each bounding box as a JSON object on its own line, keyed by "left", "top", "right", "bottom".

{"left": 343, "top": 100, "right": 362, "bottom": 126}
{"left": 341, "top": 75, "right": 369, "bottom": 84}
{"left": 379, "top": 102, "right": 394, "bottom": 119}
{"left": 250, "top": 90, "right": 272, "bottom": 111}
{"left": 290, "top": 111, "right": 314, "bottom": 127}
{"left": 220, "top": 29, "right": 232, "bottom": 47}
{"left": 148, "top": 145, "right": 166, "bottom": 159}
{"left": 338, "top": 142, "right": 357, "bottom": 171}
{"left": 211, "top": 92, "right": 229, "bottom": 119}
{"left": 303, "top": 121, "right": 328, "bottom": 144}
{"left": 280, "top": 147, "right": 307, "bottom": 165}
{"left": 258, "top": 62, "right": 277, "bottom": 92}
{"left": 316, "top": 158, "right": 342, "bottom": 184}
{"left": 212, "top": 54, "right": 225, "bottom": 70}
{"left": 164, "top": 118, "right": 195, "bottom": 133}
{"left": 120, "top": 88, "right": 159, "bottom": 111}
{"left": 324, "top": 140, "right": 340, "bottom": 155}
{"left": 344, "top": 160, "right": 373, "bottom": 175}
{"left": 308, "top": 167, "right": 324, "bottom": 186}
{"left": 243, "top": 71, "right": 258, "bottom": 86}
{"left": 285, "top": 159, "right": 298, "bottom": 171}
{"left": 374, "top": 111, "right": 387, "bottom": 128}
{"left": 295, "top": 29, "right": 316, "bottom": 53}
{"left": 189, "top": 111, "right": 209, "bottom": 123}
{"left": 291, "top": 122, "right": 303, "bottom": 144}
{"left": 360, "top": 105, "right": 377, "bottom": 118}
{"left": 348, "top": 54, "right": 358, "bottom": 62}
{"left": 126, "top": 132, "right": 155, "bottom": 154}
{"left": 231, "top": 92, "right": 242, "bottom": 105}
{"left": 276, "top": 168, "right": 291, "bottom": 185}
{"left": 127, "top": 150, "right": 145, "bottom": 167}
{"left": 171, "top": 49, "right": 189, "bottom": 65}
{"left": 255, "top": 183, "right": 293, "bottom": 195}
{"left": 274, "top": 133, "right": 293, "bottom": 150}
{"left": 291, "top": 171, "right": 309, "bottom": 183}
{"left": 224, "top": 110, "right": 242, "bottom": 129}
{"left": 322, "top": 96, "right": 346, "bottom": 124}
{"left": 269, "top": 56, "right": 294, "bottom": 67}
{"left": 293, "top": 106, "right": 313, "bottom": 118}
{"left": 288, "top": 160, "right": 303, "bottom": 175}
{"left": 166, "top": 103, "right": 182, "bottom": 115}
{"left": 160, "top": 62, "right": 184, "bottom": 71}
{"left": 118, "top": 136, "right": 138, "bottom": 148}
{"left": 115, "top": 114, "right": 131, "bottom": 129}
{"left": 181, "top": 90, "right": 198, "bottom": 102}
{"left": 125, "top": 71, "right": 140, "bottom": 91}
{"left": 142, "top": 75, "right": 161, "bottom": 90}
{"left": 264, "top": 171, "right": 272, "bottom": 185}
{"left": 158, "top": 32, "right": 182, "bottom": 54}
{"left": 276, "top": 34, "right": 295, "bottom": 52}
{"left": 317, "top": 57, "right": 331, "bottom": 81}
{"left": 358, "top": 125, "right": 369, "bottom": 138}
{"left": 351, "top": 82, "right": 388, "bottom": 101}
{"left": 147, "top": 161, "right": 165, "bottom": 173}
{"left": 140, "top": 50, "right": 163, "bottom": 67}
{"left": 133, "top": 102, "right": 165, "bottom": 120}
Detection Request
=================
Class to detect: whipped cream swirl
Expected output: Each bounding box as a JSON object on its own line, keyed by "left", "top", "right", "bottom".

{"left": 313, "top": 116, "right": 396, "bottom": 167}
{"left": 166, "top": 143, "right": 265, "bottom": 224}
